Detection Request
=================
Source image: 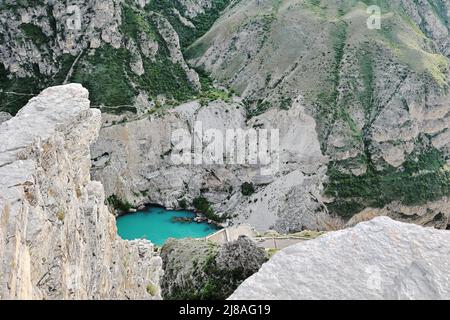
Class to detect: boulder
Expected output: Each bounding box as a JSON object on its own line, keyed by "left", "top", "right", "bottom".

{"left": 230, "top": 217, "right": 450, "bottom": 300}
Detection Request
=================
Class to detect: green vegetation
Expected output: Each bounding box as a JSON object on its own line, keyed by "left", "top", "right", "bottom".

{"left": 192, "top": 197, "right": 224, "bottom": 222}
{"left": 1, "top": 2, "right": 222, "bottom": 115}
{"left": 140, "top": 55, "right": 197, "bottom": 102}
{"left": 52, "top": 54, "right": 77, "bottom": 84}
{"left": 107, "top": 195, "right": 133, "bottom": 213}
{"left": 244, "top": 99, "right": 272, "bottom": 118}
{"left": 358, "top": 50, "right": 375, "bottom": 120}
{"left": 178, "top": 198, "right": 188, "bottom": 209}
{"left": 241, "top": 182, "right": 255, "bottom": 196}
{"left": 195, "top": 238, "right": 267, "bottom": 300}
{"left": 69, "top": 39, "right": 198, "bottom": 109}
{"left": 72, "top": 45, "right": 136, "bottom": 107}
{"left": 56, "top": 210, "right": 65, "bottom": 221}
{"left": 20, "top": 23, "right": 48, "bottom": 46}
{"left": 121, "top": 5, "right": 157, "bottom": 40}
{"left": 266, "top": 248, "right": 279, "bottom": 258}
{"left": 0, "top": 0, "right": 46, "bottom": 12}
{"left": 146, "top": 283, "right": 157, "bottom": 296}
{"left": 0, "top": 52, "right": 79, "bottom": 115}
{"left": 162, "top": 242, "right": 220, "bottom": 300}
{"left": 197, "top": 69, "right": 232, "bottom": 105}
{"left": 315, "top": 21, "right": 348, "bottom": 141}
{"left": 325, "top": 146, "right": 450, "bottom": 217}
{"left": 161, "top": 237, "right": 267, "bottom": 300}
{"left": 147, "top": 0, "right": 233, "bottom": 48}
{"left": 308, "top": 0, "right": 321, "bottom": 7}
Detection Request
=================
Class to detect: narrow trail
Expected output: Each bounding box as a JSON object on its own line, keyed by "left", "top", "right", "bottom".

{"left": 63, "top": 50, "right": 84, "bottom": 85}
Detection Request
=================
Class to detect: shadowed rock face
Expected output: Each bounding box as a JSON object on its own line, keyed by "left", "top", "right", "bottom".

{"left": 0, "top": 84, "right": 162, "bottom": 300}
{"left": 160, "top": 236, "right": 267, "bottom": 300}
{"left": 229, "top": 217, "right": 450, "bottom": 300}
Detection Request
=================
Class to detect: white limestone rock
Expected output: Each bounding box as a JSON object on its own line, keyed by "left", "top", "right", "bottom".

{"left": 0, "top": 84, "right": 162, "bottom": 300}
{"left": 229, "top": 217, "right": 450, "bottom": 300}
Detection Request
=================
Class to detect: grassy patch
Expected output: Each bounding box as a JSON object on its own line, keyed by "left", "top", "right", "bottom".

{"left": 325, "top": 146, "right": 450, "bottom": 217}
{"left": 139, "top": 55, "right": 197, "bottom": 102}
{"left": 197, "top": 69, "right": 231, "bottom": 104}
{"left": 121, "top": 5, "right": 157, "bottom": 40}
{"left": 0, "top": 63, "right": 42, "bottom": 115}
{"left": 71, "top": 45, "right": 136, "bottom": 107}
{"left": 314, "top": 21, "right": 348, "bottom": 145}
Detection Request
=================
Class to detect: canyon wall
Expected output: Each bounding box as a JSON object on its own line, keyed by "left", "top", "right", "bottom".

{"left": 91, "top": 96, "right": 333, "bottom": 233}
{"left": 0, "top": 84, "right": 162, "bottom": 299}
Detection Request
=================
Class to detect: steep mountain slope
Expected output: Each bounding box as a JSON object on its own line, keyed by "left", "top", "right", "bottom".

{"left": 188, "top": 0, "right": 450, "bottom": 223}
{"left": 0, "top": 0, "right": 231, "bottom": 115}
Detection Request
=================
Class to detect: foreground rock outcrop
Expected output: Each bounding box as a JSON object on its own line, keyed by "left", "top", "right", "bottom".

{"left": 229, "top": 217, "right": 450, "bottom": 300}
{"left": 0, "top": 84, "right": 162, "bottom": 299}
{"left": 161, "top": 236, "right": 267, "bottom": 300}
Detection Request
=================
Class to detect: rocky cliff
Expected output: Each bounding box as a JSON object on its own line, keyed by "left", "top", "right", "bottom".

{"left": 188, "top": 0, "right": 450, "bottom": 226}
{"left": 2, "top": 0, "right": 449, "bottom": 234}
{"left": 0, "top": 84, "right": 162, "bottom": 299}
{"left": 229, "top": 217, "right": 450, "bottom": 300}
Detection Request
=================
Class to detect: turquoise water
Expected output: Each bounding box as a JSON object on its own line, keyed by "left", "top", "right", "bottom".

{"left": 116, "top": 206, "right": 218, "bottom": 246}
